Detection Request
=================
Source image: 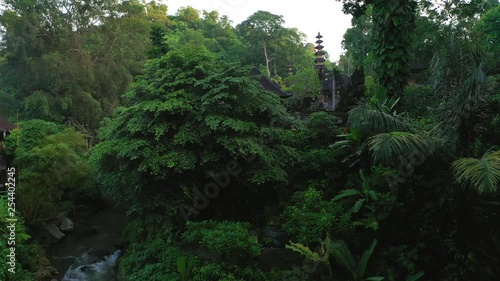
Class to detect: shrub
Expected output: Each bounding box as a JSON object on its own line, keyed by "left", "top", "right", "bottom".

{"left": 118, "top": 238, "right": 185, "bottom": 281}
{"left": 0, "top": 199, "right": 42, "bottom": 281}
{"left": 191, "top": 261, "right": 277, "bottom": 281}
{"left": 4, "top": 120, "right": 96, "bottom": 223}
{"left": 282, "top": 188, "right": 349, "bottom": 245}
{"left": 182, "top": 220, "right": 261, "bottom": 263}
{"left": 191, "top": 262, "right": 244, "bottom": 281}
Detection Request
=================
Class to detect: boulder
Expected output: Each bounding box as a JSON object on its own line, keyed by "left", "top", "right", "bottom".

{"left": 38, "top": 256, "right": 51, "bottom": 266}
{"left": 44, "top": 224, "right": 65, "bottom": 240}
{"left": 35, "top": 255, "right": 60, "bottom": 281}
{"left": 265, "top": 225, "right": 290, "bottom": 247}
{"left": 58, "top": 215, "right": 74, "bottom": 232}
{"left": 34, "top": 265, "right": 59, "bottom": 280}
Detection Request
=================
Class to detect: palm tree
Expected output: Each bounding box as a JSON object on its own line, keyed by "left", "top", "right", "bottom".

{"left": 347, "top": 97, "right": 413, "bottom": 136}
{"left": 431, "top": 27, "right": 490, "bottom": 155}
{"left": 345, "top": 97, "right": 443, "bottom": 166}
{"left": 368, "top": 131, "right": 443, "bottom": 165}
{"left": 452, "top": 148, "right": 500, "bottom": 193}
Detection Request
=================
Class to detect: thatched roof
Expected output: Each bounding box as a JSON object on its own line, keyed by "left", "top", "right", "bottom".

{"left": 252, "top": 67, "right": 292, "bottom": 98}
{"left": 0, "top": 117, "right": 16, "bottom": 133}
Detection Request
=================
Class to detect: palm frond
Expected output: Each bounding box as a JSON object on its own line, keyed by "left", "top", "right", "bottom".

{"left": 348, "top": 100, "right": 413, "bottom": 136}
{"left": 325, "top": 240, "right": 357, "bottom": 275}
{"left": 452, "top": 149, "right": 500, "bottom": 193}
{"left": 369, "top": 132, "right": 439, "bottom": 165}
{"left": 431, "top": 29, "right": 489, "bottom": 154}
{"left": 357, "top": 239, "right": 378, "bottom": 280}
{"left": 431, "top": 29, "right": 479, "bottom": 99}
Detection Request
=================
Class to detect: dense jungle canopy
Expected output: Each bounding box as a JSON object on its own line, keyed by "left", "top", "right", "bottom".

{"left": 0, "top": 1, "right": 499, "bottom": 280}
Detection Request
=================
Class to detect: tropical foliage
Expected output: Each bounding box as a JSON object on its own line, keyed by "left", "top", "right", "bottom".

{"left": 4, "top": 120, "right": 95, "bottom": 223}
{"left": 0, "top": 1, "right": 499, "bottom": 281}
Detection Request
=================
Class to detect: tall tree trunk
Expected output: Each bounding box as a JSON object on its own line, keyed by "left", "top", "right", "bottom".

{"left": 263, "top": 41, "right": 271, "bottom": 78}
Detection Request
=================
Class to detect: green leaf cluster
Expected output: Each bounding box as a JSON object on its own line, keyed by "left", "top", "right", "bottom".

{"left": 91, "top": 42, "right": 299, "bottom": 217}
{"left": 182, "top": 220, "right": 261, "bottom": 262}
{"left": 4, "top": 120, "right": 95, "bottom": 222}
{"left": 282, "top": 188, "right": 350, "bottom": 245}
{"left": 0, "top": 199, "right": 42, "bottom": 281}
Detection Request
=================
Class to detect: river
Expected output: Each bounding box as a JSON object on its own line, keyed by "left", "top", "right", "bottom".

{"left": 48, "top": 205, "right": 128, "bottom": 281}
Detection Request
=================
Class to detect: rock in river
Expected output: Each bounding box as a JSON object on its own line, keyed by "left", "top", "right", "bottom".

{"left": 58, "top": 213, "right": 75, "bottom": 232}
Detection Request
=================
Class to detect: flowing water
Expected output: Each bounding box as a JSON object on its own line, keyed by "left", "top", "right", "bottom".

{"left": 60, "top": 250, "right": 121, "bottom": 281}
{"left": 48, "top": 205, "right": 128, "bottom": 281}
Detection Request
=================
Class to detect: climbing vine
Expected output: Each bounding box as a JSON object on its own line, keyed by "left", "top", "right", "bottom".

{"left": 372, "top": 0, "right": 417, "bottom": 97}
{"left": 339, "top": 0, "right": 417, "bottom": 98}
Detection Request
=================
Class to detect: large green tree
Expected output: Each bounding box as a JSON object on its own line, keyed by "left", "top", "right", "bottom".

{"left": 476, "top": 5, "right": 500, "bottom": 74}
{"left": 0, "top": 0, "right": 167, "bottom": 129}
{"left": 4, "top": 120, "right": 95, "bottom": 223}
{"left": 341, "top": 5, "right": 373, "bottom": 75}
{"left": 237, "top": 11, "right": 286, "bottom": 78}
{"left": 237, "top": 11, "right": 309, "bottom": 79}
{"left": 90, "top": 43, "right": 299, "bottom": 221}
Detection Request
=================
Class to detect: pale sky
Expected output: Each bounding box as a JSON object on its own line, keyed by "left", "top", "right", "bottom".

{"left": 160, "top": 0, "right": 352, "bottom": 61}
